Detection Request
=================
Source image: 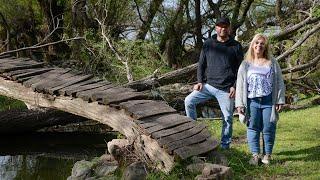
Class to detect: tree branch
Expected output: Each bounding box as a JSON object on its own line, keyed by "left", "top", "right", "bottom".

{"left": 0, "top": 37, "right": 84, "bottom": 56}
{"left": 276, "top": 22, "right": 320, "bottom": 62}
{"left": 95, "top": 17, "right": 133, "bottom": 82}
{"left": 0, "top": 11, "right": 10, "bottom": 51}
{"left": 282, "top": 54, "right": 320, "bottom": 74}
{"left": 271, "top": 16, "right": 320, "bottom": 40}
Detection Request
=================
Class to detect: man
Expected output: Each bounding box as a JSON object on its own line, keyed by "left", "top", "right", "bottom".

{"left": 185, "top": 17, "right": 243, "bottom": 149}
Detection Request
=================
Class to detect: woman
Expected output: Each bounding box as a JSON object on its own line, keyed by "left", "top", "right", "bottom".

{"left": 235, "top": 34, "right": 285, "bottom": 165}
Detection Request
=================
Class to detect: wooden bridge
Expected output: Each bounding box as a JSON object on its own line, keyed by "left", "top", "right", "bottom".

{"left": 0, "top": 55, "right": 218, "bottom": 173}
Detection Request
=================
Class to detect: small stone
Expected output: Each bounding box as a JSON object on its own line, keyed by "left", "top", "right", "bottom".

{"left": 195, "top": 174, "right": 218, "bottom": 180}
{"left": 202, "top": 165, "right": 220, "bottom": 177}
{"left": 94, "top": 164, "right": 118, "bottom": 177}
{"left": 107, "top": 139, "right": 130, "bottom": 154}
{"left": 99, "top": 154, "right": 115, "bottom": 162}
{"left": 70, "top": 160, "right": 94, "bottom": 179}
{"left": 122, "top": 161, "right": 147, "bottom": 180}
{"left": 192, "top": 156, "right": 205, "bottom": 164}
{"left": 186, "top": 163, "right": 206, "bottom": 174}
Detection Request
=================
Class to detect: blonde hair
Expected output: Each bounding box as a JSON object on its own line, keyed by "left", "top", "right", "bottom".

{"left": 245, "top": 33, "right": 272, "bottom": 62}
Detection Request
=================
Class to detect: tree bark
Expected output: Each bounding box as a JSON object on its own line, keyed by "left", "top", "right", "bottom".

{"left": 194, "top": 0, "right": 203, "bottom": 52}
{"left": 0, "top": 11, "right": 10, "bottom": 51}
{"left": 136, "top": 0, "right": 164, "bottom": 40}
{"left": 125, "top": 63, "right": 197, "bottom": 91}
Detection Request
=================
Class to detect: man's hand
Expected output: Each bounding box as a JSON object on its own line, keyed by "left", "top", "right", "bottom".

{"left": 237, "top": 107, "right": 245, "bottom": 115}
{"left": 193, "top": 83, "right": 203, "bottom": 91}
{"left": 276, "top": 104, "right": 283, "bottom": 112}
{"left": 229, "top": 87, "right": 235, "bottom": 98}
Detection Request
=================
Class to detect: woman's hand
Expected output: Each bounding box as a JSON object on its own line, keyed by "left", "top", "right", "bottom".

{"left": 276, "top": 104, "right": 283, "bottom": 112}
{"left": 237, "top": 107, "right": 245, "bottom": 115}
{"left": 193, "top": 83, "right": 203, "bottom": 91}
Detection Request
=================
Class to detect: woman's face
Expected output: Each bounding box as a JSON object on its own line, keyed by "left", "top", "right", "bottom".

{"left": 253, "top": 37, "right": 266, "bottom": 55}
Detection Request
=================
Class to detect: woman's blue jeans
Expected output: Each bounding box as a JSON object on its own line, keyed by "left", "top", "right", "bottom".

{"left": 247, "top": 94, "right": 276, "bottom": 155}
{"left": 185, "top": 83, "right": 234, "bottom": 149}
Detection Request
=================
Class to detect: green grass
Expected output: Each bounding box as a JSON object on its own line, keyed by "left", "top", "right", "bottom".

{"left": 0, "top": 95, "right": 26, "bottom": 111}
{"left": 147, "top": 105, "right": 320, "bottom": 179}
{"left": 199, "top": 105, "right": 320, "bottom": 179}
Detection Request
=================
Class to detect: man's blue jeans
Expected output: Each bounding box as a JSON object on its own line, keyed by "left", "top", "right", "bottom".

{"left": 247, "top": 94, "right": 276, "bottom": 155}
{"left": 185, "top": 83, "right": 234, "bottom": 149}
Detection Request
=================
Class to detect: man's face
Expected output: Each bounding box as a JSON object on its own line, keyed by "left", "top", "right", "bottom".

{"left": 215, "top": 23, "right": 230, "bottom": 38}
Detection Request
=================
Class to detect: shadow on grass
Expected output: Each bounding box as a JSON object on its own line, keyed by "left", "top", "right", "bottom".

{"left": 275, "top": 145, "right": 320, "bottom": 162}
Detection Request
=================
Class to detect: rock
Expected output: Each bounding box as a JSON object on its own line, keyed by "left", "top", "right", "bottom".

{"left": 91, "top": 154, "right": 119, "bottom": 177}
{"left": 122, "top": 161, "right": 147, "bottom": 180}
{"left": 192, "top": 156, "right": 205, "bottom": 164}
{"left": 69, "top": 160, "right": 94, "bottom": 179}
{"left": 187, "top": 163, "right": 232, "bottom": 180}
{"left": 94, "top": 161, "right": 118, "bottom": 177}
{"left": 186, "top": 163, "right": 206, "bottom": 174}
{"left": 202, "top": 165, "right": 220, "bottom": 176}
{"left": 98, "top": 154, "right": 115, "bottom": 163}
{"left": 96, "top": 176, "right": 118, "bottom": 180}
{"left": 107, "top": 139, "right": 130, "bottom": 159}
{"left": 195, "top": 174, "right": 218, "bottom": 180}
{"left": 206, "top": 151, "right": 228, "bottom": 166}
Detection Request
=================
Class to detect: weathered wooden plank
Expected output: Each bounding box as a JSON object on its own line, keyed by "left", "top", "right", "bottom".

{"left": 151, "top": 122, "right": 195, "bottom": 139}
{"left": 0, "top": 58, "right": 36, "bottom": 66}
{"left": 58, "top": 78, "right": 103, "bottom": 96}
{"left": 174, "top": 137, "right": 219, "bottom": 159}
{"left": 25, "top": 69, "right": 69, "bottom": 88}
{"left": 156, "top": 123, "right": 206, "bottom": 146}
{"left": 91, "top": 87, "right": 133, "bottom": 102}
{"left": 0, "top": 62, "right": 44, "bottom": 73}
{"left": 47, "top": 74, "right": 93, "bottom": 95}
{"left": 0, "top": 57, "right": 29, "bottom": 64}
{"left": 139, "top": 114, "right": 191, "bottom": 133}
{"left": 17, "top": 76, "right": 34, "bottom": 83}
{"left": 38, "top": 72, "right": 83, "bottom": 93}
{"left": 0, "top": 54, "right": 12, "bottom": 59}
{"left": 30, "top": 69, "right": 72, "bottom": 91}
{"left": 23, "top": 69, "right": 61, "bottom": 87}
{"left": 102, "top": 91, "right": 148, "bottom": 105}
{"left": 3, "top": 68, "right": 36, "bottom": 77}
{"left": 166, "top": 129, "right": 211, "bottom": 152}
{"left": 12, "top": 68, "right": 53, "bottom": 81}
{"left": 118, "top": 100, "right": 154, "bottom": 109}
{"left": 66, "top": 81, "right": 111, "bottom": 96}
{"left": 121, "top": 100, "right": 176, "bottom": 119}
{"left": 76, "top": 84, "right": 115, "bottom": 101}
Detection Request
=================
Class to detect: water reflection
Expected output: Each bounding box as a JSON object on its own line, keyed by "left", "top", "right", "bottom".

{"left": 0, "top": 132, "right": 116, "bottom": 180}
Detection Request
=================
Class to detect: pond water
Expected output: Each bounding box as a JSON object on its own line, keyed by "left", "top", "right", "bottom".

{"left": 0, "top": 132, "right": 116, "bottom": 180}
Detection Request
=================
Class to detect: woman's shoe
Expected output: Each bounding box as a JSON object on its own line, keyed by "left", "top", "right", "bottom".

{"left": 249, "top": 154, "right": 260, "bottom": 166}
{"left": 262, "top": 154, "right": 271, "bottom": 165}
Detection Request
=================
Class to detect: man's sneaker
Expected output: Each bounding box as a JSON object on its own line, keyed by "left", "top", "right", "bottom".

{"left": 262, "top": 154, "right": 271, "bottom": 165}
{"left": 249, "top": 154, "right": 260, "bottom": 166}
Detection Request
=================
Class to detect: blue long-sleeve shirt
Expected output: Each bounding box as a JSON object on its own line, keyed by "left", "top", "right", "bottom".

{"left": 197, "top": 35, "right": 243, "bottom": 92}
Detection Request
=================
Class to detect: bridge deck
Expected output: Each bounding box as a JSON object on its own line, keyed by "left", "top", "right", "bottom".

{"left": 0, "top": 55, "right": 218, "bottom": 171}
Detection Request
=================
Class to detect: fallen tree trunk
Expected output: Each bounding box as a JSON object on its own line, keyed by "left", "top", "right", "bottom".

{"left": 125, "top": 63, "right": 197, "bottom": 91}
{"left": 0, "top": 108, "right": 89, "bottom": 133}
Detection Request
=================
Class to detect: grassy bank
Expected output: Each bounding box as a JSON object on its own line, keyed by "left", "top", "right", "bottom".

{"left": 0, "top": 96, "right": 26, "bottom": 111}
{"left": 148, "top": 105, "right": 320, "bottom": 179}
